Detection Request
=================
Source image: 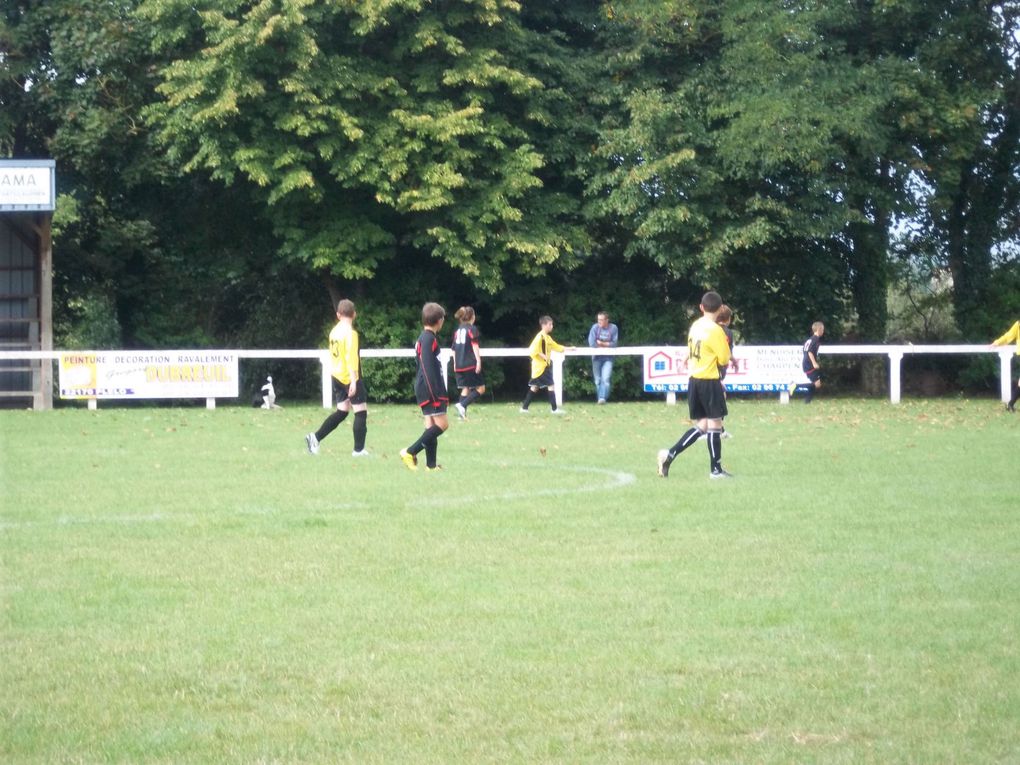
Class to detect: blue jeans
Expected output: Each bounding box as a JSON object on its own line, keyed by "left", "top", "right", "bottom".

{"left": 592, "top": 358, "right": 613, "bottom": 402}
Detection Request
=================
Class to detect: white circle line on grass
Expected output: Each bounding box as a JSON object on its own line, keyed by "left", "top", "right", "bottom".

{"left": 0, "top": 503, "right": 374, "bottom": 530}
{"left": 0, "top": 468, "right": 636, "bottom": 529}
{"left": 411, "top": 464, "right": 637, "bottom": 508}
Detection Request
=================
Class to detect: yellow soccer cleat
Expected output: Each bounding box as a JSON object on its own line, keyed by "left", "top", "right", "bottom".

{"left": 399, "top": 449, "right": 418, "bottom": 472}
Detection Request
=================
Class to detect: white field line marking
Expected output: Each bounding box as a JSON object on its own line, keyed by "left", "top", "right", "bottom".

{"left": 412, "top": 463, "right": 637, "bottom": 508}
{"left": 0, "top": 466, "right": 636, "bottom": 529}
{"left": 0, "top": 502, "right": 372, "bottom": 530}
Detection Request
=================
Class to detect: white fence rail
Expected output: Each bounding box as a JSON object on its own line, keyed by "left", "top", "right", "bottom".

{"left": 0, "top": 345, "right": 1014, "bottom": 409}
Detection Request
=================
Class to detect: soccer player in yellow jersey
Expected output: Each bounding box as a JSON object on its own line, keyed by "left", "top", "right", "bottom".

{"left": 657, "top": 291, "right": 733, "bottom": 479}
{"left": 991, "top": 320, "right": 1020, "bottom": 412}
{"left": 520, "top": 316, "right": 572, "bottom": 414}
{"left": 306, "top": 299, "right": 369, "bottom": 456}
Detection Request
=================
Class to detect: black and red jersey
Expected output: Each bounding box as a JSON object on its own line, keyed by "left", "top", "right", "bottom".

{"left": 452, "top": 323, "right": 481, "bottom": 372}
{"left": 802, "top": 334, "right": 822, "bottom": 372}
{"left": 414, "top": 328, "right": 448, "bottom": 406}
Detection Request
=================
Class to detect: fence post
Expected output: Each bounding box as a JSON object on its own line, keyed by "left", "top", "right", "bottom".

{"left": 552, "top": 352, "right": 564, "bottom": 408}
{"left": 440, "top": 348, "right": 454, "bottom": 391}
{"left": 320, "top": 353, "right": 332, "bottom": 408}
{"left": 999, "top": 350, "right": 1013, "bottom": 402}
{"left": 888, "top": 350, "right": 904, "bottom": 404}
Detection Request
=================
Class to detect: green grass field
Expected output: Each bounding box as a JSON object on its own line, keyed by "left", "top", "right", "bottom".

{"left": 2, "top": 399, "right": 1018, "bottom": 763}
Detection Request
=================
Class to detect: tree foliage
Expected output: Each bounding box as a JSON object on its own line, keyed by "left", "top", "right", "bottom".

{"left": 138, "top": 0, "right": 593, "bottom": 292}
{"left": 1, "top": 0, "right": 1017, "bottom": 395}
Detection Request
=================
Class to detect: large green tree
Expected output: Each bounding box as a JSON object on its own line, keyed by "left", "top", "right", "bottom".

{"left": 589, "top": 0, "right": 1018, "bottom": 344}
{"left": 5, "top": 0, "right": 1016, "bottom": 373}
{"left": 139, "top": 0, "right": 594, "bottom": 295}
{"left": 899, "top": 1, "right": 1019, "bottom": 339}
{"left": 591, "top": 1, "right": 916, "bottom": 340}
{"left": 1, "top": 0, "right": 327, "bottom": 351}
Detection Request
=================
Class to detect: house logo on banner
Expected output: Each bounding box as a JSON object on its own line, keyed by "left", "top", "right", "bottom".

{"left": 643, "top": 346, "right": 807, "bottom": 393}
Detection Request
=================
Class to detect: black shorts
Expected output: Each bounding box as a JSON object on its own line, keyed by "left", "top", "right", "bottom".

{"left": 420, "top": 399, "right": 448, "bottom": 417}
{"left": 455, "top": 370, "right": 485, "bottom": 389}
{"left": 332, "top": 377, "right": 368, "bottom": 406}
{"left": 688, "top": 377, "right": 728, "bottom": 421}
{"left": 528, "top": 368, "right": 554, "bottom": 389}
{"left": 805, "top": 368, "right": 822, "bottom": 384}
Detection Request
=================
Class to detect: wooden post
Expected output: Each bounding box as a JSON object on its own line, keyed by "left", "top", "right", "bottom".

{"left": 37, "top": 213, "right": 53, "bottom": 409}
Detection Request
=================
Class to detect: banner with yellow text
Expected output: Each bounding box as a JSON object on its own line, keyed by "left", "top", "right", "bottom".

{"left": 59, "top": 351, "right": 238, "bottom": 399}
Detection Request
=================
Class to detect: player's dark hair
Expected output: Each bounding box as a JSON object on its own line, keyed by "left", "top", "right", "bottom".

{"left": 701, "top": 291, "right": 723, "bottom": 313}
{"left": 539, "top": 315, "right": 553, "bottom": 327}
{"left": 455, "top": 306, "right": 475, "bottom": 323}
{"left": 716, "top": 305, "right": 732, "bottom": 323}
{"left": 336, "top": 299, "right": 356, "bottom": 318}
{"left": 422, "top": 302, "right": 446, "bottom": 327}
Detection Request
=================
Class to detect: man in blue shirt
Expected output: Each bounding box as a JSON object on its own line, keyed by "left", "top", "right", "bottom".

{"left": 587, "top": 311, "right": 619, "bottom": 404}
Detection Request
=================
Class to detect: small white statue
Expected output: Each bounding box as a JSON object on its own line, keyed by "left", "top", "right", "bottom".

{"left": 259, "top": 375, "right": 280, "bottom": 409}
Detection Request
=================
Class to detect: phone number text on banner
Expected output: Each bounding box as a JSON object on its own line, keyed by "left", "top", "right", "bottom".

{"left": 644, "top": 346, "right": 806, "bottom": 393}
{"left": 59, "top": 351, "right": 239, "bottom": 399}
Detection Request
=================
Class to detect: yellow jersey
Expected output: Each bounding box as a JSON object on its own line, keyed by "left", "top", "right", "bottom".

{"left": 328, "top": 322, "right": 361, "bottom": 384}
{"left": 528, "top": 331, "right": 565, "bottom": 379}
{"left": 992, "top": 321, "right": 1020, "bottom": 355}
{"left": 686, "top": 315, "right": 731, "bottom": 380}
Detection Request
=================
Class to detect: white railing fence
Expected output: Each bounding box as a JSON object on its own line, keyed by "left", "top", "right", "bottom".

{"left": 0, "top": 345, "right": 1014, "bottom": 409}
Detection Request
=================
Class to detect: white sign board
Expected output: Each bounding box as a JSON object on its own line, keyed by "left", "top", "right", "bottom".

{"left": 59, "top": 351, "right": 239, "bottom": 400}
{"left": 644, "top": 345, "right": 808, "bottom": 393}
{"left": 0, "top": 160, "right": 56, "bottom": 211}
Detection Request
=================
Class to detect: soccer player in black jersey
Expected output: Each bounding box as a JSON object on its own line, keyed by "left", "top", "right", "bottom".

{"left": 716, "top": 304, "right": 734, "bottom": 439}
{"left": 792, "top": 322, "right": 824, "bottom": 403}
{"left": 452, "top": 306, "right": 485, "bottom": 420}
{"left": 400, "top": 303, "right": 449, "bottom": 472}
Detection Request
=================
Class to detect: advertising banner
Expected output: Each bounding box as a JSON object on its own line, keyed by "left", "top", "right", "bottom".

{"left": 643, "top": 345, "right": 806, "bottom": 393}
{"left": 59, "top": 351, "right": 239, "bottom": 400}
{"left": 0, "top": 160, "right": 56, "bottom": 211}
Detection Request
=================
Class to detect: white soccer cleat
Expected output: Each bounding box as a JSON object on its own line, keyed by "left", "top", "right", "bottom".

{"left": 656, "top": 449, "right": 671, "bottom": 478}
{"left": 551, "top": 408, "right": 566, "bottom": 415}
{"left": 455, "top": 402, "right": 467, "bottom": 420}
{"left": 710, "top": 468, "right": 734, "bottom": 480}
{"left": 305, "top": 433, "right": 319, "bottom": 455}
{"left": 351, "top": 449, "right": 370, "bottom": 457}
